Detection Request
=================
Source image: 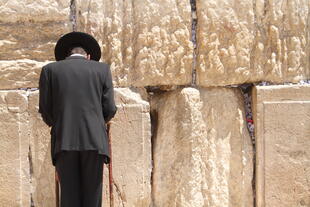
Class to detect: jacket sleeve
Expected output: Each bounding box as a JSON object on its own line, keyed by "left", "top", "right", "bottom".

{"left": 102, "top": 65, "right": 117, "bottom": 123}
{"left": 38, "top": 66, "right": 53, "bottom": 127}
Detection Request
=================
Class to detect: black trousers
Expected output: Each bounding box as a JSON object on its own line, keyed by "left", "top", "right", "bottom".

{"left": 55, "top": 151, "right": 104, "bottom": 207}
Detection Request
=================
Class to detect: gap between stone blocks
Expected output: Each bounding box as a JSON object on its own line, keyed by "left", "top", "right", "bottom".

{"left": 70, "top": 0, "right": 77, "bottom": 31}
{"left": 190, "top": 0, "right": 198, "bottom": 86}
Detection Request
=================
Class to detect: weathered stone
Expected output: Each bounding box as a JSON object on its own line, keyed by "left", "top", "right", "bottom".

{"left": 28, "top": 91, "right": 56, "bottom": 207}
{"left": 0, "top": 0, "right": 71, "bottom": 89}
{"left": 151, "top": 87, "right": 253, "bottom": 207}
{"left": 0, "top": 60, "right": 50, "bottom": 90}
{"left": 0, "top": 91, "right": 30, "bottom": 206}
{"left": 252, "top": 0, "right": 310, "bottom": 84}
{"left": 0, "top": 0, "right": 71, "bottom": 61}
{"left": 196, "top": 0, "right": 255, "bottom": 86}
{"left": 253, "top": 85, "right": 310, "bottom": 207}
{"left": 76, "top": 0, "right": 193, "bottom": 87}
{"left": 103, "top": 88, "right": 152, "bottom": 207}
{"left": 196, "top": 0, "right": 309, "bottom": 86}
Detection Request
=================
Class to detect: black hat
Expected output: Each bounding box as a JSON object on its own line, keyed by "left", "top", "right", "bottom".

{"left": 54, "top": 32, "right": 101, "bottom": 61}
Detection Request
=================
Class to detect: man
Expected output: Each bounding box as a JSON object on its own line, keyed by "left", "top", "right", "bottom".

{"left": 39, "top": 31, "right": 117, "bottom": 207}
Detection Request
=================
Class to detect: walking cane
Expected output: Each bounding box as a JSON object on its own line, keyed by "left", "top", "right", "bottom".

{"left": 55, "top": 169, "right": 60, "bottom": 207}
{"left": 107, "top": 122, "right": 114, "bottom": 207}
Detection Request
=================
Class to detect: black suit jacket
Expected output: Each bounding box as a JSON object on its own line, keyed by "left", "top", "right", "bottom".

{"left": 39, "top": 56, "right": 117, "bottom": 166}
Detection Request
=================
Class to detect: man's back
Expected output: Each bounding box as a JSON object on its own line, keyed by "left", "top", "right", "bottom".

{"left": 39, "top": 32, "right": 116, "bottom": 207}
{"left": 39, "top": 55, "right": 117, "bottom": 165}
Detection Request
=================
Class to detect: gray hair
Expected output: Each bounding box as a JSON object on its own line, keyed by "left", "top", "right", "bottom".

{"left": 68, "top": 47, "right": 87, "bottom": 56}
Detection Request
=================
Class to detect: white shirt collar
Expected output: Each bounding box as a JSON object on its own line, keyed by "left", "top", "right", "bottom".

{"left": 70, "top": 54, "right": 85, "bottom": 57}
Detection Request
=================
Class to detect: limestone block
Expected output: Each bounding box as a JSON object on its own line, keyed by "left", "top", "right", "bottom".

{"left": 0, "top": 60, "right": 50, "bottom": 90}
{"left": 151, "top": 87, "right": 253, "bottom": 207}
{"left": 0, "top": 0, "right": 71, "bottom": 61}
{"left": 0, "top": 90, "right": 30, "bottom": 206}
{"left": 252, "top": 0, "right": 310, "bottom": 83}
{"left": 196, "top": 0, "right": 310, "bottom": 86}
{"left": 253, "top": 85, "right": 310, "bottom": 207}
{"left": 76, "top": 0, "right": 193, "bottom": 87}
{"left": 196, "top": 0, "right": 255, "bottom": 86}
{"left": 103, "top": 88, "right": 152, "bottom": 207}
{"left": 28, "top": 91, "right": 56, "bottom": 207}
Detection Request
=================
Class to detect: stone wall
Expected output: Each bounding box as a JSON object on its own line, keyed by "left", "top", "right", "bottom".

{"left": 196, "top": 0, "right": 310, "bottom": 86}
{"left": 253, "top": 85, "right": 310, "bottom": 207}
{"left": 0, "top": 0, "right": 309, "bottom": 207}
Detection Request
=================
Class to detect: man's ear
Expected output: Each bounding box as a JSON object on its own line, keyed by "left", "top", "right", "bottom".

{"left": 87, "top": 54, "right": 91, "bottom": 60}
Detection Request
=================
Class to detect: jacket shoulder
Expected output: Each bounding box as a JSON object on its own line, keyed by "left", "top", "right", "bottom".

{"left": 88, "top": 61, "right": 111, "bottom": 74}
{"left": 42, "top": 60, "right": 110, "bottom": 72}
{"left": 42, "top": 61, "right": 60, "bottom": 70}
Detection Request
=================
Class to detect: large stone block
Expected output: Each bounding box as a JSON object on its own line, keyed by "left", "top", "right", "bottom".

{"left": 196, "top": 0, "right": 309, "bottom": 86}
{"left": 0, "top": 60, "right": 49, "bottom": 90}
{"left": 151, "top": 87, "right": 253, "bottom": 207}
{"left": 76, "top": 0, "right": 193, "bottom": 87}
{"left": 252, "top": 0, "right": 310, "bottom": 84}
{"left": 0, "top": 0, "right": 71, "bottom": 61}
{"left": 0, "top": 90, "right": 30, "bottom": 206}
{"left": 103, "top": 88, "right": 152, "bottom": 207}
{"left": 253, "top": 85, "right": 310, "bottom": 207}
{"left": 28, "top": 91, "right": 56, "bottom": 207}
{"left": 196, "top": 0, "right": 255, "bottom": 86}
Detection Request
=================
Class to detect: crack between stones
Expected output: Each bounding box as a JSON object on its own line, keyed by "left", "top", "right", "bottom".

{"left": 149, "top": 108, "right": 159, "bottom": 207}
{"left": 307, "top": 4, "right": 310, "bottom": 78}
{"left": 29, "top": 145, "right": 35, "bottom": 207}
{"left": 25, "top": 90, "right": 35, "bottom": 207}
{"left": 70, "top": 0, "right": 77, "bottom": 31}
{"left": 250, "top": 0, "right": 259, "bottom": 205}
{"left": 190, "top": 0, "right": 197, "bottom": 86}
{"left": 0, "top": 88, "right": 38, "bottom": 91}
{"left": 238, "top": 84, "right": 256, "bottom": 207}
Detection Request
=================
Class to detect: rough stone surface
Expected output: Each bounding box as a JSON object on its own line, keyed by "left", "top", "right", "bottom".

{"left": 0, "top": 60, "right": 49, "bottom": 90}
{"left": 0, "top": 91, "right": 30, "bottom": 206}
{"left": 253, "top": 85, "right": 310, "bottom": 207}
{"left": 76, "top": 0, "right": 193, "bottom": 87}
{"left": 28, "top": 91, "right": 56, "bottom": 207}
{"left": 103, "top": 88, "right": 152, "bottom": 207}
{"left": 0, "top": 0, "right": 71, "bottom": 61}
{"left": 196, "top": 0, "right": 310, "bottom": 86}
{"left": 151, "top": 87, "right": 253, "bottom": 207}
{"left": 0, "top": 0, "right": 72, "bottom": 90}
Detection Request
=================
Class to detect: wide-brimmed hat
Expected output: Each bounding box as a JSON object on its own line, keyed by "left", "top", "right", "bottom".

{"left": 54, "top": 32, "right": 101, "bottom": 61}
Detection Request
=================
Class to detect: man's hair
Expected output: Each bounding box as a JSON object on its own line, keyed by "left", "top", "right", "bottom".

{"left": 68, "top": 46, "right": 88, "bottom": 56}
